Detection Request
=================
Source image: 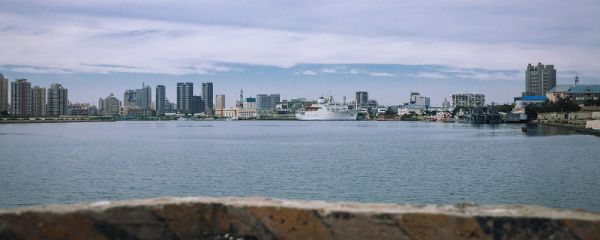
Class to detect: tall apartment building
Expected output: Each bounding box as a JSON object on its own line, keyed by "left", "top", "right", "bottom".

{"left": 11, "top": 79, "right": 32, "bottom": 116}
{"left": 525, "top": 63, "right": 556, "bottom": 96}
{"left": 98, "top": 93, "right": 121, "bottom": 116}
{"left": 355, "top": 91, "right": 368, "bottom": 106}
{"left": 256, "top": 94, "right": 280, "bottom": 110}
{"left": 177, "top": 82, "right": 193, "bottom": 114}
{"left": 47, "top": 83, "right": 68, "bottom": 116}
{"left": 202, "top": 82, "right": 213, "bottom": 114}
{"left": 31, "top": 86, "right": 46, "bottom": 116}
{"left": 452, "top": 93, "right": 485, "bottom": 108}
{"left": 155, "top": 85, "right": 166, "bottom": 116}
{"left": 215, "top": 94, "right": 225, "bottom": 110}
{"left": 0, "top": 74, "right": 8, "bottom": 114}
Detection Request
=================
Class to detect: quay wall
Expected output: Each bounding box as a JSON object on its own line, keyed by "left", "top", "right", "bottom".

{"left": 1, "top": 197, "right": 600, "bottom": 240}
{"left": 537, "top": 111, "right": 600, "bottom": 128}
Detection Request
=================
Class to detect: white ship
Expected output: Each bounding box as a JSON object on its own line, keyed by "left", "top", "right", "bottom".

{"left": 295, "top": 96, "right": 358, "bottom": 121}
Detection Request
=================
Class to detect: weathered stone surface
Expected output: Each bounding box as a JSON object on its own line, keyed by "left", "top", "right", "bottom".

{"left": 1, "top": 197, "right": 599, "bottom": 239}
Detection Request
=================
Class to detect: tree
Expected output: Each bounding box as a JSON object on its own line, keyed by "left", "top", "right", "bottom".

{"left": 498, "top": 104, "right": 514, "bottom": 113}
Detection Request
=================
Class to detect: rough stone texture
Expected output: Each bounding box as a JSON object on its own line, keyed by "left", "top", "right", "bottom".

{"left": 1, "top": 197, "right": 599, "bottom": 240}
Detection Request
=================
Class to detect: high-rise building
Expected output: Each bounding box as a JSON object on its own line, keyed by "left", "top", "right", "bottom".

{"left": 191, "top": 95, "right": 204, "bottom": 114}
{"left": 99, "top": 93, "right": 121, "bottom": 116}
{"left": 156, "top": 85, "right": 166, "bottom": 116}
{"left": 46, "top": 83, "right": 68, "bottom": 116}
{"left": 136, "top": 84, "right": 152, "bottom": 110}
{"left": 0, "top": 74, "right": 8, "bottom": 114}
{"left": 11, "top": 79, "right": 32, "bottom": 116}
{"left": 525, "top": 63, "right": 556, "bottom": 96}
{"left": 202, "top": 82, "right": 213, "bottom": 114}
{"left": 123, "top": 89, "right": 137, "bottom": 109}
{"left": 256, "top": 94, "right": 280, "bottom": 110}
{"left": 31, "top": 86, "right": 46, "bottom": 116}
{"left": 452, "top": 93, "right": 485, "bottom": 108}
{"left": 215, "top": 94, "right": 225, "bottom": 110}
{"left": 177, "top": 82, "right": 193, "bottom": 114}
{"left": 356, "top": 91, "right": 368, "bottom": 106}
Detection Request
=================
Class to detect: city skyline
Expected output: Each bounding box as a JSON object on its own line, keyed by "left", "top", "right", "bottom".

{"left": 1, "top": 1, "right": 599, "bottom": 106}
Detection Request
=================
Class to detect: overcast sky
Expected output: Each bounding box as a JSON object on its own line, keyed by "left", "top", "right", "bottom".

{"left": 1, "top": 0, "right": 599, "bottom": 106}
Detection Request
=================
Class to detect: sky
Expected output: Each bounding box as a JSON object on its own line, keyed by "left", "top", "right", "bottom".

{"left": 1, "top": 0, "right": 599, "bottom": 107}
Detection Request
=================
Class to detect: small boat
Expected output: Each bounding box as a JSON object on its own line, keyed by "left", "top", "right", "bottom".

{"left": 521, "top": 126, "right": 528, "bottom": 133}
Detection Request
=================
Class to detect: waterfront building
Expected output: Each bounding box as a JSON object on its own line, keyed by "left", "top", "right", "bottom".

{"left": 98, "top": 93, "right": 121, "bottom": 116}
{"left": 69, "top": 103, "right": 92, "bottom": 116}
{"left": 46, "top": 83, "right": 68, "bottom": 116}
{"left": 525, "top": 63, "right": 556, "bottom": 96}
{"left": 355, "top": 91, "right": 368, "bottom": 107}
{"left": 191, "top": 95, "right": 204, "bottom": 114}
{"left": 164, "top": 98, "right": 175, "bottom": 113}
{"left": 452, "top": 93, "right": 485, "bottom": 108}
{"left": 239, "top": 97, "right": 257, "bottom": 118}
{"left": 123, "top": 90, "right": 137, "bottom": 109}
{"left": 137, "top": 84, "right": 152, "bottom": 110}
{"left": 408, "top": 92, "right": 430, "bottom": 109}
{"left": 256, "top": 94, "right": 280, "bottom": 110}
{"left": 442, "top": 98, "right": 451, "bottom": 110}
{"left": 215, "top": 94, "right": 225, "bottom": 110}
{"left": 31, "top": 86, "right": 46, "bottom": 116}
{"left": 546, "top": 84, "right": 600, "bottom": 105}
{"left": 177, "top": 82, "right": 193, "bottom": 114}
{"left": 0, "top": 74, "right": 8, "bottom": 114}
{"left": 156, "top": 85, "right": 166, "bottom": 116}
{"left": 202, "top": 82, "right": 213, "bottom": 114}
{"left": 214, "top": 108, "right": 238, "bottom": 118}
{"left": 11, "top": 79, "right": 32, "bottom": 116}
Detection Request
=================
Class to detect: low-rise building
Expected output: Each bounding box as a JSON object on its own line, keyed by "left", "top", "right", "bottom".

{"left": 546, "top": 84, "right": 600, "bottom": 105}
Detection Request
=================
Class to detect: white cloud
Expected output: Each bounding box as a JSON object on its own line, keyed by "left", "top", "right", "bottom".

{"left": 321, "top": 68, "right": 338, "bottom": 73}
{"left": 407, "top": 72, "right": 449, "bottom": 79}
{"left": 301, "top": 70, "right": 317, "bottom": 75}
{"left": 369, "top": 72, "right": 395, "bottom": 77}
{"left": 0, "top": 11, "right": 599, "bottom": 76}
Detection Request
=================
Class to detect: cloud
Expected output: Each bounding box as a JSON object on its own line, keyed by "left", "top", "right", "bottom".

{"left": 369, "top": 72, "right": 395, "bottom": 77}
{"left": 300, "top": 70, "right": 317, "bottom": 75}
{"left": 321, "top": 68, "right": 338, "bottom": 73}
{"left": 0, "top": 6, "right": 599, "bottom": 76}
{"left": 407, "top": 72, "right": 449, "bottom": 79}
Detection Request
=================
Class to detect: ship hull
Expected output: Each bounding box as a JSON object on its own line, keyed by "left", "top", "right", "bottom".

{"left": 295, "top": 110, "right": 358, "bottom": 121}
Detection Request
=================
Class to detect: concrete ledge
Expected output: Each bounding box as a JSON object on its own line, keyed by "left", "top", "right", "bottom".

{"left": 1, "top": 197, "right": 599, "bottom": 239}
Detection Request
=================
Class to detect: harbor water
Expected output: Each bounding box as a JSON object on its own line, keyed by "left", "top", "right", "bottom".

{"left": 1, "top": 121, "right": 599, "bottom": 211}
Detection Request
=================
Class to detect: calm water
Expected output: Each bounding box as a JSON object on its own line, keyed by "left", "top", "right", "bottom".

{"left": 1, "top": 121, "right": 599, "bottom": 211}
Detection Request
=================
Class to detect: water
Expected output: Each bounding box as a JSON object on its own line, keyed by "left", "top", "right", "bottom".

{"left": 1, "top": 121, "right": 599, "bottom": 211}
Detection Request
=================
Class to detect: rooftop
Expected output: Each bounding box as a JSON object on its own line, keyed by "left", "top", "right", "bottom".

{"left": 548, "top": 84, "right": 600, "bottom": 94}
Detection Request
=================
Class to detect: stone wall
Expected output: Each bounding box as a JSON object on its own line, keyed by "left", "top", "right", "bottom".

{"left": 1, "top": 197, "right": 599, "bottom": 240}
{"left": 537, "top": 111, "right": 600, "bottom": 128}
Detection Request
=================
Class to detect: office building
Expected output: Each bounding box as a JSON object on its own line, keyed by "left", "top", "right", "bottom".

{"left": 256, "top": 94, "right": 280, "bottom": 110}
{"left": 452, "top": 93, "right": 485, "bottom": 108}
{"left": 202, "top": 82, "right": 213, "bottom": 114}
{"left": 215, "top": 94, "right": 225, "bottom": 110}
{"left": 156, "top": 85, "right": 166, "bottom": 115}
{"left": 525, "top": 63, "right": 556, "bottom": 96}
{"left": 11, "top": 79, "right": 32, "bottom": 116}
{"left": 191, "top": 95, "right": 204, "bottom": 114}
{"left": 137, "top": 84, "right": 152, "bottom": 110}
{"left": 0, "top": 74, "right": 8, "bottom": 114}
{"left": 31, "top": 86, "right": 46, "bottom": 116}
{"left": 123, "top": 89, "right": 137, "bottom": 109}
{"left": 46, "top": 83, "right": 68, "bottom": 116}
{"left": 356, "top": 91, "right": 368, "bottom": 106}
{"left": 408, "top": 92, "right": 430, "bottom": 109}
{"left": 177, "top": 82, "right": 193, "bottom": 114}
{"left": 98, "top": 93, "right": 121, "bottom": 116}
